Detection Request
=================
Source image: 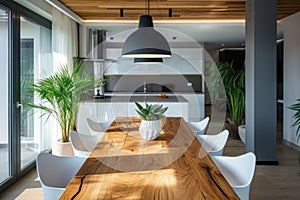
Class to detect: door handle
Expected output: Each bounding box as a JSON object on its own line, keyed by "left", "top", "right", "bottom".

{"left": 16, "top": 101, "right": 24, "bottom": 113}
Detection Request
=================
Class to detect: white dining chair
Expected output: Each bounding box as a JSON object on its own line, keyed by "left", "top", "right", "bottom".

{"left": 36, "top": 152, "right": 86, "bottom": 200}
{"left": 86, "top": 118, "right": 112, "bottom": 135}
{"left": 198, "top": 129, "right": 229, "bottom": 156}
{"left": 70, "top": 130, "right": 102, "bottom": 157}
{"left": 211, "top": 152, "right": 256, "bottom": 200}
{"left": 188, "top": 116, "right": 210, "bottom": 136}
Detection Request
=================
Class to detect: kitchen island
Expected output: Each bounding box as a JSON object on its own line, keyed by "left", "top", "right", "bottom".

{"left": 105, "top": 92, "right": 205, "bottom": 122}
{"left": 77, "top": 95, "right": 188, "bottom": 134}
{"left": 87, "top": 95, "right": 187, "bottom": 103}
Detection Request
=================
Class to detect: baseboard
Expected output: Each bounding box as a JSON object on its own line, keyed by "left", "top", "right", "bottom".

{"left": 256, "top": 160, "right": 279, "bottom": 165}
{"left": 282, "top": 139, "right": 300, "bottom": 151}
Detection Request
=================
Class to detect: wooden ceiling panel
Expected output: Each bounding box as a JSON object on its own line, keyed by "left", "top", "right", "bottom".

{"left": 58, "top": 0, "right": 300, "bottom": 21}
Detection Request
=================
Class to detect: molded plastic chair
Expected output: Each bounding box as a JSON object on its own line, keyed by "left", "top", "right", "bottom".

{"left": 70, "top": 130, "right": 102, "bottom": 157}
{"left": 36, "top": 152, "right": 86, "bottom": 200}
{"left": 86, "top": 118, "right": 112, "bottom": 135}
{"left": 188, "top": 116, "right": 210, "bottom": 136}
{"left": 211, "top": 152, "right": 256, "bottom": 200}
{"left": 198, "top": 129, "right": 229, "bottom": 156}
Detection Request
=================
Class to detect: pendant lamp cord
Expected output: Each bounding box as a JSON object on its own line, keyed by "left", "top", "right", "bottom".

{"left": 147, "top": 0, "right": 150, "bottom": 15}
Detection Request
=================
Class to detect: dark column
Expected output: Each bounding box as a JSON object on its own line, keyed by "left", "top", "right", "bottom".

{"left": 245, "top": 0, "right": 278, "bottom": 164}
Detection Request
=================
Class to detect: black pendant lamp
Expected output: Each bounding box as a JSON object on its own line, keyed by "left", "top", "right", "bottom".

{"left": 121, "top": 1, "right": 171, "bottom": 58}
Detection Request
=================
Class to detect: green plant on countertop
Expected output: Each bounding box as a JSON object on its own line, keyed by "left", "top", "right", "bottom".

{"left": 26, "top": 60, "right": 94, "bottom": 142}
{"left": 135, "top": 102, "right": 168, "bottom": 121}
{"left": 96, "top": 78, "right": 111, "bottom": 87}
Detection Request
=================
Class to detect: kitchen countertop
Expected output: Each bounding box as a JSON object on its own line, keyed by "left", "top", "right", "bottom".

{"left": 85, "top": 95, "right": 188, "bottom": 103}
{"left": 104, "top": 91, "right": 204, "bottom": 95}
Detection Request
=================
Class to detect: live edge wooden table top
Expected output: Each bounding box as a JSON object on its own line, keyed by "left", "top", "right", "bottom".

{"left": 60, "top": 117, "right": 238, "bottom": 200}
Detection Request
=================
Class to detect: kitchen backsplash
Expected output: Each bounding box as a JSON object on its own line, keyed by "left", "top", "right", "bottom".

{"left": 104, "top": 74, "right": 202, "bottom": 93}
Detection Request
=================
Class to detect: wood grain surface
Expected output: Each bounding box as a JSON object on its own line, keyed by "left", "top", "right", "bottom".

{"left": 60, "top": 117, "right": 239, "bottom": 200}
{"left": 59, "top": 0, "right": 300, "bottom": 21}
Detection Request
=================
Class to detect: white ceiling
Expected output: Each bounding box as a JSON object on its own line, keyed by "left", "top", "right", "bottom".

{"left": 87, "top": 21, "right": 246, "bottom": 48}
{"left": 86, "top": 20, "right": 283, "bottom": 49}
{"left": 14, "top": 0, "right": 285, "bottom": 50}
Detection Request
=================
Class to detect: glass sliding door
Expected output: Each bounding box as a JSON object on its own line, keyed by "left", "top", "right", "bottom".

{"left": 0, "top": 6, "right": 10, "bottom": 184}
{"left": 20, "top": 17, "right": 52, "bottom": 169}
{"left": 0, "top": 0, "right": 52, "bottom": 192}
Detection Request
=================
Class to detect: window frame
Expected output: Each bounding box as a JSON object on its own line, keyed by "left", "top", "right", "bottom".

{"left": 0, "top": 0, "right": 51, "bottom": 193}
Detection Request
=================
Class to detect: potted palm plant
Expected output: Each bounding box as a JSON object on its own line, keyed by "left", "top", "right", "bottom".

{"left": 27, "top": 61, "right": 94, "bottom": 156}
{"left": 135, "top": 102, "right": 168, "bottom": 140}
{"left": 288, "top": 100, "right": 300, "bottom": 162}
{"left": 208, "top": 62, "right": 245, "bottom": 140}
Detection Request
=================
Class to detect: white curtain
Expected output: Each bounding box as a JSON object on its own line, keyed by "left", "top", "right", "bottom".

{"left": 51, "top": 8, "right": 78, "bottom": 151}
{"left": 52, "top": 8, "right": 78, "bottom": 71}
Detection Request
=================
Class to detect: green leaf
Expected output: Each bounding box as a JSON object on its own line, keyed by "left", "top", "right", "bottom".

{"left": 25, "top": 60, "right": 94, "bottom": 142}
{"left": 135, "top": 102, "right": 168, "bottom": 121}
{"left": 135, "top": 102, "right": 144, "bottom": 111}
{"left": 207, "top": 62, "right": 245, "bottom": 125}
{"left": 289, "top": 99, "right": 300, "bottom": 142}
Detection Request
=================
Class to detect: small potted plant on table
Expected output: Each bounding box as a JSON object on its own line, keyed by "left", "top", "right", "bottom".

{"left": 135, "top": 102, "right": 168, "bottom": 140}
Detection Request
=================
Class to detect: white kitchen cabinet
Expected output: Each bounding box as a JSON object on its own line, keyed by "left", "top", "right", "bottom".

{"left": 163, "top": 102, "right": 188, "bottom": 120}
{"left": 177, "top": 93, "right": 204, "bottom": 121}
{"left": 106, "top": 48, "right": 121, "bottom": 60}
{"left": 128, "top": 103, "right": 138, "bottom": 117}
{"left": 105, "top": 47, "right": 203, "bottom": 75}
{"left": 128, "top": 102, "right": 188, "bottom": 121}
{"left": 110, "top": 102, "right": 128, "bottom": 119}
{"left": 77, "top": 99, "right": 189, "bottom": 134}
{"left": 77, "top": 102, "right": 100, "bottom": 134}
{"left": 172, "top": 48, "right": 203, "bottom": 74}
{"left": 105, "top": 92, "right": 205, "bottom": 122}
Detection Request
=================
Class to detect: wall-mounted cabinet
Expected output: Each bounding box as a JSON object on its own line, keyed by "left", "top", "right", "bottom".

{"left": 105, "top": 47, "right": 203, "bottom": 75}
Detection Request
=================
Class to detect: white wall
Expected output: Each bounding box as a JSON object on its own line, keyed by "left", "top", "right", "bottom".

{"left": 281, "top": 12, "right": 300, "bottom": 147}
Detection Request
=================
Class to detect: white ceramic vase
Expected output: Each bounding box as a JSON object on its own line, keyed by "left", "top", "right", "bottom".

{"left": 139, "top": 119, "right": 162, "bottom": 140}
{"left": 238, "top": 125, "right": 246, "bottom": 144}
{"left": 52, "top": 139, "right": 74, "bottom": 156}
{"left": 98, "top": 85, "right": 105, "bottom": 96}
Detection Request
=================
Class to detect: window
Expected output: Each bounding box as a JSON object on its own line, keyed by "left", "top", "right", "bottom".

{"left": 20, "top": 17, "right": 52, "bottom": 169}
{"left": 0, "top": 0, "right": 52, "bottom": 192}
{"left": 0, "top": 5, "right": 9, "bottom": 184}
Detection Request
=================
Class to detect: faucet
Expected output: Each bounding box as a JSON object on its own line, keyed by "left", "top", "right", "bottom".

{"left": 143, "top": 81, "right": 147, "bottom": 93}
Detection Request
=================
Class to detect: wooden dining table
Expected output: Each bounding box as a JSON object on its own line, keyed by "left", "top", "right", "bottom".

{"left": 60, "top": 117, "right": 239, "bottom": 200}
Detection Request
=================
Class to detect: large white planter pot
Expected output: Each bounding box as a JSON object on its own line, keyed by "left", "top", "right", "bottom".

{"left": 139, "top": 119, "right": 162, "bottom": 140}
{"left": 238, "top": 125, "right": 246, "bottom": 144}
{"left": 52, "top": 139, "right": 74, "bottom": 156}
